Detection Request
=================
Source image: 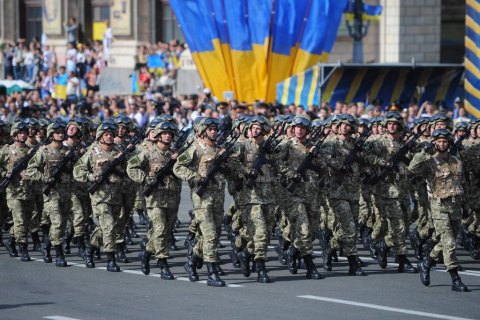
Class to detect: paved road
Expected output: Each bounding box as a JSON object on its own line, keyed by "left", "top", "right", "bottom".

{"left": 1, "top": 184, "right": 479, "bottom": 320}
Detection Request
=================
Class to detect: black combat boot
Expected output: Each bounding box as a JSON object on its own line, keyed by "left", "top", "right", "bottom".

{"left": 84, "top": 245, "right": 95, "bottom": 268}
{"left": 116, "top": 242, "right": 129, "bottom": 263}
{"left": 322, "top": 248, "right": 333, "bottom": 271}
{"left": 140, "top": 235, "right": 148, "bottom": 252}
{"left": 106, "top": 252, "right": 120, "bottom": 272}
{"left": 332, "top": 248, "right": 339, "bottom": 262}
{"left": 158, "top": 258, "right": 175, "bottom": 280}
{"left": 237, "top": 250, "right": 252, "bottom": 277}
{"left": 216, "top": 255, "right": 225, "bottom": 276}
{"left": 184, "top": 232, "right": 196, "bottom": 256}
{"left": 356, "top": 256, "right": 365, "bottom": 267}
{"left": 347, "top": 255, "right": 366, "bottom": 276}
{"left": 184, "top": 254, "right": 199, "bottom": 282}
{"left": 397, "top": 255, "right": 418, "bottom": 273}
{"left": 287, "top": 246, "right": 299, "bottom": 274}
{"left": 375, "top": 240, "right": 388, "bottom": 268}
{"left": 449, "top": 268, "right": 469, "bottom": 292}
{"left": 42, "top": 240, "right": 52, "bottom": 263}
{"left": 364, "top": 231, "right": 378, "bottom": 260}
{"left": 75, "top": 236, "right": 86, "bottom": 257}
{"left": 6, "top": 236, "right": 18, "bottom": 257}
{"left": 418, "top": 256, "right": 433, "bottom": 286}
{"left": 206, "top": 262, "right": 225, "bottom": 287}
{"left": 256, "top": 260, "right": 270, "bottom": 283}
{"left": 31, "top": 231, "right": 41, "bottom": 251}
{"left": 465, "top": 234, "right": 480, "bottom": 260}
{"left": 229, "top": 246, "right": 241, "bottom": 268}
{"left": 63, "top": 231, "right": 73, "bottom": 254}
{"left": 303, "top": 254, "right": 324, "bottom": 279}
{"left": 140, "top": 250, "right": 151, "bottom": 275}
{"left": 19, "top": 243, "right": 31, "bottom": 262}
{"left": 54, "top": 245, "right": 67, "bottom": 267}
{"left": 124, "top": 229, "right": 135, "bottom": 246}
{"left": 169, "top": 232, "right": 177, "bottom": 251}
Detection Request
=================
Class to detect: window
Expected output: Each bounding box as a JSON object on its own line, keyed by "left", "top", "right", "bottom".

{"left": 161, "top": 2, "right": 185, "bottom": 43}
{"left": 93, "top": 6, "right": 110, "bottom": 22}
{"left": 26, "top": 5, "right": 42, "bottom": 43}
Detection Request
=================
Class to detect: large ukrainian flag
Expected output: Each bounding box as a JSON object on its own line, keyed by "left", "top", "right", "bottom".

{"left": 466, "top": 0, "right": 480, "bottom": 118}
{"left": 170, "top": 0, "right": 347, "bottom": 103}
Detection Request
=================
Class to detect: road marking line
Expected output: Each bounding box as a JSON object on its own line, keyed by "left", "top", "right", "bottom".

{"left": 43, "top": 316, "right": 82, "bottom": 320}
{"left": 297, "top": 295, "right": 476, "bottom": 320}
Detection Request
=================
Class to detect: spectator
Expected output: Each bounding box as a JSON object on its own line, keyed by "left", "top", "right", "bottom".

{"left": 103, "top": 20, "right": 113, "bottom": 63}
{"left": 454, "top": 107, "right": 471, "bottom": 126}
{"left": 63, "top": 17, "right": 78, "bottom": 45}
{"left": 13, "top": 39, "right": 27, "bottom": 80}
{"left": 66, "top": 71, "right": 80, "bottom": 106}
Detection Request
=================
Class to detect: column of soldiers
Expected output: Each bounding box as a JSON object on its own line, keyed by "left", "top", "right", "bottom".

{"left": 0, "top": 109, "right": 478, "bottom": 292}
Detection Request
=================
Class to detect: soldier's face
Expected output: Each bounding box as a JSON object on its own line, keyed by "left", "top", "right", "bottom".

{"left": 52, "top": 131, "right": 64, "bottom": 141}
{"left": 434, "top": 138, "right": 449, "bottom": 152}
{"left": 456, "top": 130, "right": 466, "bottom": 139}
{"left": 287, "top": 126, "right": 295, "bottom": 137}
{"left": 28, "top": 127, "right": 37, "bottom": 137}
{"left": 435, "top": 122, "right": 447, "bottom": 130}
{"left": 101, "top": 132, "right": 114, "bottom": 144}
{"left": 250, "top": 124, "right": 262, "bottom": 138}
{"left": 372, "top": 124, "right": 378, "bottom": 135}
{"left": 294, "top": 126, "right": 307, "bottom": 139}
{"left": 339, "top": 123, "right": 352, "bottom": 135}
{"left": 148, "top": 130, "right": 158, "bottom": 141}
{"left": 118, "top": 126, "right": 128, "bottom": 137}
{"left": 67, "top": 125, "right": 78, "bottom": 137}
{"left": 476, "top": 126, "right": 480, "bottom": 137}
{"left": 206, "top": 126, "right": 218, "bottom": 140}
{"left": 159, "top": 131, "right": 173, "bottom": 144}
{"left": 16, "top": 131, "right": 27, "bottom": 142}
{"left": 387, "top": 122, "right": 399, "bottom": 133}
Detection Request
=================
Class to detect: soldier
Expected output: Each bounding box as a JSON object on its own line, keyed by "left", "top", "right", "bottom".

{"left": 408, "top": 129, "right": 469, "bottom": 292}
{"left": 27, "top": 121, "right": 73, "bottom": 267}
{"left": 365, "top": 112, "right": 417, "bottom": 273}
{"left": 235, "top": 115, "right": 277, "bottom": 283}
{"left": 173, "top": 117, "right": 236, "bottom": 287}
{"left": 73, "top": 121, "right": 127, "bottom": 272}
{"left": 127, "top": 121, "right": 181, "bottom": 279}
{"left": 276, "top": 114, "right": 323, "bottom": 280}
{"left": 0, "top": 120, "right": 11, "bottom": 245}
{"left": 0, "top": 121, "right": 35, "bottom": 261}
{"left": 320, "top": 114, "right": 366, "bottom": 276}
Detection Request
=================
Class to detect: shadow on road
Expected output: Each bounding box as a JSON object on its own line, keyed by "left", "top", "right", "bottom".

{"left": 0, "top": 302, "right": 54, "bottom": 310}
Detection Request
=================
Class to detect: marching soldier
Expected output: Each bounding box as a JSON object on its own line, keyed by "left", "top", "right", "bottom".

{"left": 73, "top": 121, "right": 127, "bottom": 272}
{"left": 127, "top": 121, "right": 181, "bottom": 279}
{"left": 408, "top": 129, "right": 469, "bottom": 292}
{"left": 27, "top": 121, "right": 73, "bottom": 267}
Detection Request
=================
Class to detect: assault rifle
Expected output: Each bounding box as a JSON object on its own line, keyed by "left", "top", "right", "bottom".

{"left": 245, "top": 131, "right": 282, "bottom": 189}
{"left": 0, "top": 141, "right": 46, "bottom": 191}
{"left": 175, "top": 128, "right": 191, "bottom": 151}
{"left": 367, "top": 128, "right": 426, "bottom": 185}
{"left": 143, "top": 139, "right": 193, "bottom": 197}
{"left": 449, "top": 133, "right": 469, "bottom": 156}
{"left": 194, "top": 131, "right": 240, "bottom": 197}
{"left": 336, "top": 129, "right": 371, "bottom": 184}
{"left": 88, "top": 132, "right": 143, "bottom": 195}
{"left": 42, "top": 144, "right": 81, "bottom": 196}
{"left": 285, "top": 131, "right": 329, "bottom": 192}
{"left": 216, "top": 127, "right": 233, "bottom": 146}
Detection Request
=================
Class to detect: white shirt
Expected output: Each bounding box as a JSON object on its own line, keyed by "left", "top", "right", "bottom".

{"left": 66, "top": 77, "right": 80, "bottom": 96}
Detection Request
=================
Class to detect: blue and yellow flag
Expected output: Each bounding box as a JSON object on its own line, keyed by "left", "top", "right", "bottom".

{"left": 344, "top": 2, "right": 382, "bottom": 23}
{"left": 170, "top": 0, "right": 347, "bottom": 103}
{"left": 466, "top": 0, "right": 480, "bottom": 118}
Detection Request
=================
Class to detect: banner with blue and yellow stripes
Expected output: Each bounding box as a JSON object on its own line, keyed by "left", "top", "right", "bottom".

{"left": 276, "top": 64, "right": 463, "bottom": 109}
{"left": 466, "top": 0, "right": 480, "bottom": 118}
{"left": 170, "top": 0, "right": 348, "bottom": 103}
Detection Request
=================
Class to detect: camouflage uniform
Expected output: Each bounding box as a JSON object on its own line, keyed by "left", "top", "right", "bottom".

{"left": 409, "top": 128, "right": 469, "bottom": 291}
{"left": 73, "top": 127, "right": 126, "bottom": 272}
{"left": 0, "top": 123, "right": 35, "bottom": 261}
{"left": 27, "top": 131, "right": 73, "bottom": 266}
{"left": 127, "top": 126, "right": 181, "bottom": 278}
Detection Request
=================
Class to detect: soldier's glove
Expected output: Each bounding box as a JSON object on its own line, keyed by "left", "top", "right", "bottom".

{"left": 292, "top": 173, "right": 302, "bottom": 183}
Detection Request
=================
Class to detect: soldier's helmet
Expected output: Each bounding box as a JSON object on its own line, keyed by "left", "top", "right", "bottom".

{"left": 115, "top": 114, "right": 133, "bottom": 131}
{"left": 38, "top": 118, "right": 50, "bottom": 130}
{"left": 337, "top": 114, "right": 358, "bottom": 131}
{"left": 312, "top": 118, "right": 323, "bottom": 129}
{"left": 431, "top": 128, "right": 453, "bottom": 143}
{"left": 197, "top": 117, "right": 219, "bottom": 135}
{"left": 154, "top": 121, "right": 177, "bottom": 136}
{"left": 468, "top": 119, "right": 480, "bottom": 131}
{"left": 193, "top": 116, "right": 206, "bottom": 135}
{"left": 47, "top": 121, "right": 66, "bottom": 138}
{"left": 414, "top": 116, "right": 430, "bottom": 127}
{"left": 96, "top": 121, "right": 118, "bottom": 140}
{"left": 358, "top": 117, "right": 370, "bottom": 128}
{"left": 75, "top": 115, "right": 92, "bottom": 133}
{"left": 453, "top": 121, "right": 469, "bottom": 134}
{"left": 145, "top": 116, "right": 164, "bottom": 136}
{"left": 383, "top": 111, "right": 404, "bottom": 129}
{"left": 429, "top": 113, "right": 453, "bottom": 130}
{"left": 158, "top": 114, "right": 178, "bottom": 126}
{"left": 249, "top": 115, "right": 271, "bottom": 134}
{"left": 292, "top": 114, "right": 311, "bottom": 129}
{"left": 10, "top": 121, "right": 29, "bottom": 136}
{"left": 66, "top": 119, "right": 84, "bottom": 138}
{"left": 24, "top": 118, "right": 39, "bottom": 130}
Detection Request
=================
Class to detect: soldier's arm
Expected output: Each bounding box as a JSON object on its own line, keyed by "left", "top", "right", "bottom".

{"left": 407, "top": 152, "right": 431, "bottom": 177}
{"left": 173, "top": 146, "right": 200, "bottom": 182}
{"left": 126, "top": 151, "right": 147, "bottom": 184}
{"left": 73, "top": 151, "right": 94, "bottom": 183}
{"left": 318, "top": 141, "right": 340, "bottom": 170}
{"left": 364, "top": 139, "right": 387, "bottom": 167}
{"left": 274, "top": 139, "right": 292, "bottom": 176}
{"left": 0, "top": 147, "right": 8, "bottom": 178}
{"left": 26, "top": 148, "right": 47, "bottom": 182}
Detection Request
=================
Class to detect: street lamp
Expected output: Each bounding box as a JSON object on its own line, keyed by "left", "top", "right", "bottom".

{"left": 346, "top": 0, "right": 371, "bottom": 63}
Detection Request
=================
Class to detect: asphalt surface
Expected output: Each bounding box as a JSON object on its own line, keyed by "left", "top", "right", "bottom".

{"left": 1, "top": 184, "right": 479, "bottom": 320}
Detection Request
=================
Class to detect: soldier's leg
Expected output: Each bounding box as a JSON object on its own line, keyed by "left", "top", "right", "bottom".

{"left": 95, "top": 203, "right": 120, "bottom": 271}
{"left": 71, "top": 193, "right": 87, "bottom": 256}
{"left": 49, "top": 200, "right": 70, "bottom": 267}
{"left": 29, "top": 190, "right": 43, "bottom": 251}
